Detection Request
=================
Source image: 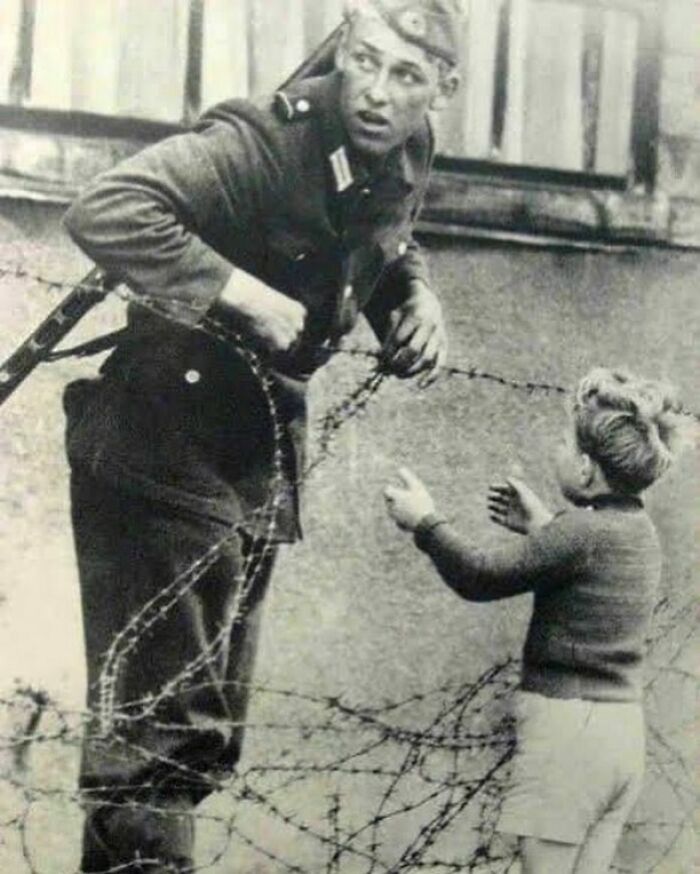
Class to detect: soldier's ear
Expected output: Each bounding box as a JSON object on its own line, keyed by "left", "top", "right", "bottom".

{"left": 430, "top": 71, "right": 460, "bottom": 111}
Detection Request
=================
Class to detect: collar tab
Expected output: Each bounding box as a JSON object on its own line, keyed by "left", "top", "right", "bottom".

{"left": 274, "top": 90, "right": 316, "bottom": 122}
{"left": 329, "top": 145, "right": 355, "bottom": 192}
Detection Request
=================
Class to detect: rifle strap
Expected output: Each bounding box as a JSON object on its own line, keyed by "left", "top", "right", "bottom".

{"left": 45, "top": 328, "right": 128, "bottom": 362}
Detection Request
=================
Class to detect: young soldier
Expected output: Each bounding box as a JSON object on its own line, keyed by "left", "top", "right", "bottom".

{"left": 63, "top": 1, "right": 462, "bottom": 870}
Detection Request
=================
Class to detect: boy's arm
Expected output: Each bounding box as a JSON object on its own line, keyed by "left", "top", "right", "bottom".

{"left": 412, "top": 511, "right": 579, "bottom": 602}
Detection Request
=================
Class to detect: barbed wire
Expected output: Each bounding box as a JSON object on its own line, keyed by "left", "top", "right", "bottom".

{"left": 0, "top": 258, "right": 697, "bottom": 872}
{"left": 1, "top": 663, "right": 520, "bottom": 873}
{"left": 1, "top": 260, "right": 698, "bottom": 421}
{"left": 1, "top": 639, "right": 696, "bottom": 873}
{"left": 0, "top": 261, "right": 574, "bottom": 398}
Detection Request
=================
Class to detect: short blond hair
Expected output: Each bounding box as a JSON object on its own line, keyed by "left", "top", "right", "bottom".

{"left": 572, "top": 368, "right": 694, "bottom": 494}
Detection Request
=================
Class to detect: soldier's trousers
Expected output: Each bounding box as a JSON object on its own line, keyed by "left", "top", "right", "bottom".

{"left": 69, "top": 469, "right": 277, "bottom": 872}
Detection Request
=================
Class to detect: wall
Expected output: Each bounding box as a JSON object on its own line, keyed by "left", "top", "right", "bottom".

{"left": 0, "top": 207, "right": 697, "bottom": 872}
{"left": 2, "top": 1, "right": 700, "bottom": 245}
{"left": 657, "top": 0, "right": 700, "bottom": 243}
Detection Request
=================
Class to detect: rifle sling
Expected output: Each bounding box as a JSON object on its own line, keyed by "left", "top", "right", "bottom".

{"left": 45, "top": 328, "right": 128, "bottom": 362}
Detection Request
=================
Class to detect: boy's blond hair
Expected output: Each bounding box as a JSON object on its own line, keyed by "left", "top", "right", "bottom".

{"left": 573, "top": 368, "right": 694, "bottom": 494}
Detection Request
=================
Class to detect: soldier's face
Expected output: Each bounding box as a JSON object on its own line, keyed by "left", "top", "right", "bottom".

{"left": 336, "top": 16, "right": 455, "bottom": 158}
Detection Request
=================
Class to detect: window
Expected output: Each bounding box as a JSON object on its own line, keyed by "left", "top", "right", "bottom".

{"left": 0, "top": 0, "right": 316, "bottom": 125}
{"left": 0, "top": 0, "right": 661, "bottom": 193}
{"left": 435, "top": 0, "right": 662, "bottom": 191}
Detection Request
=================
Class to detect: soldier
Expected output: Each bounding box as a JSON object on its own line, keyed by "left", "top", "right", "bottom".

{"left": 63, "top": 1, "right": 463, "bottom": 870}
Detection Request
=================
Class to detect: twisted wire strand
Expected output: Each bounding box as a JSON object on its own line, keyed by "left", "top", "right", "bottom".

{"left": 0, "top": 260, "right": 696, "bottom": 873}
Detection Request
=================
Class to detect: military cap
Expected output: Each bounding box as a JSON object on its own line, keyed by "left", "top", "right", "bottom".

{"left": 344, "top": 0, "right": 464, "bottom": 67}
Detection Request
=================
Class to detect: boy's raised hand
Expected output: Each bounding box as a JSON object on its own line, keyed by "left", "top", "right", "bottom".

{"left": 384, "top": 467, "right": 436, "bottom": 531}
{"left": 487, "top": 477, "right": 553, "bottom": 535}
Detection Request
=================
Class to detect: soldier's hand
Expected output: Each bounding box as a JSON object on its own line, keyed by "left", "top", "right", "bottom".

{"left": 381, "top": 283, "right": 447, "bottom": 384}
{"left": 218, "top": 270, "right": 306, "bottom": 354}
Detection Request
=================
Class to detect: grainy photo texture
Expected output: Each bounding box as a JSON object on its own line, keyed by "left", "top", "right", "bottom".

{"left": 0, "top": 1, "right": 697, "bottom": 873}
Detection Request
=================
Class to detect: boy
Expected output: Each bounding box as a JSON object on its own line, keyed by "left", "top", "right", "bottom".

{"left": 384, "top": 368, "right": 691, "bottom": 873}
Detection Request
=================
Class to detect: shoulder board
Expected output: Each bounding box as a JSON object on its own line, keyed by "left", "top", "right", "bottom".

{"left": 273, "top": 90, "right": 317, "bottom": 123}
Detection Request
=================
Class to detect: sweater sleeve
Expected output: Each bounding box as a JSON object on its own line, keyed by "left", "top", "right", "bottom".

{"left": 413, "top": 511, "right": 583, "bottom": 602}
{"left": 63, "top": 115, "right": 283, "bottom": 324}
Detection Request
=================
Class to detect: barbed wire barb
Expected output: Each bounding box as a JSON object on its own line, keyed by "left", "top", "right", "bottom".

{"left": 0, "top": 258, "right": 696, "bottom": 872}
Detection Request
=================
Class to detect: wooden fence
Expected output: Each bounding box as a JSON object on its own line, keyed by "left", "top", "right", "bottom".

{"left": 0, "top": 0, "right": 659, "bottom": 180}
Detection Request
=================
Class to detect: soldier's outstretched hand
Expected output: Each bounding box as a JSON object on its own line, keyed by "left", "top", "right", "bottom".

{"left": 382, "top": 284, "right": 447, "bottom": 385}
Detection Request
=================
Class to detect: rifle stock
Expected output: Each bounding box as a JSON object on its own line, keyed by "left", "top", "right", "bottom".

{"left": 0, "top": 24, "right": 343, "bottom": 410}
{"left": 0, "top": 267, "right": 110, "bottom": 406}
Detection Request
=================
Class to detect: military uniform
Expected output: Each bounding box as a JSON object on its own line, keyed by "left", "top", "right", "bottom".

{"left": 65, "top": 70, "right": 434, "bottom": 539}
{"left": 64, "top": 70, "right": 435, "bottom": 871}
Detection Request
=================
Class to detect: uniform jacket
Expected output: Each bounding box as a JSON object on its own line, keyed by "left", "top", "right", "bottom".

{"left": 63, "top": 72, "right": 435, "bottom": 541}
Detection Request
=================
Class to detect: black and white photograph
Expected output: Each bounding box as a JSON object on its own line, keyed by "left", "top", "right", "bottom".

{"left": 0, "top": 1, "right": 698, "bottom": 872}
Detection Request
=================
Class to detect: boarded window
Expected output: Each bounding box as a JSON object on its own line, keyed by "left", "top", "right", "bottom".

{"left": 0, "top": 0, "right": 660, "bottom": 185}
{"left": 435, "top": 0, "right": 644, "bottom": 178}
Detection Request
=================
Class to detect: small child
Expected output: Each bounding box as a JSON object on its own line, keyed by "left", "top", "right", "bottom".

{"left": 384, "top": 368, "right": 693, "bottom": 874}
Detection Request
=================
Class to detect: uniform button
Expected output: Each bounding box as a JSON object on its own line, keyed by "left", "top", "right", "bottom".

{"left": 343, "top": 283, "right": 353, "bottom": 300}
{"left": 361, "top": 187, "right": 371, "bottom": 197}
{"left": 296, "top": 99, "right": 310, "bottom": 113}
{"left": 184, "top": 369, "right": 201, "bottom": 384}
{"left": 398, "top": 241, "right": 408, "bottom": 256}
{"left": 294, "top": 252, "right": 307, "bottom": 262}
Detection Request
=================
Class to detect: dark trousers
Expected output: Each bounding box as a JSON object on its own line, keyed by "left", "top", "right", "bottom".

{"left": 70, "top": 470, "right": 277, "bottom": 872}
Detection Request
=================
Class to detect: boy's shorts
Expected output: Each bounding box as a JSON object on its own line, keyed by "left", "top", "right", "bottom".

{"left": 497, "top": 691, "right": 645, "bottom": 845}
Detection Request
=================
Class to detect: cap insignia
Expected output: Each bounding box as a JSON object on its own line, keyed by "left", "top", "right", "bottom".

{"left": 398, "top": 9, "right": 428, "bottom": 38}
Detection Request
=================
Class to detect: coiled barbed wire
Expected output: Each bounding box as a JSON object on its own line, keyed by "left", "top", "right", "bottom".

{"left": 0, "top": 259, "right": 697, "bottom": 873}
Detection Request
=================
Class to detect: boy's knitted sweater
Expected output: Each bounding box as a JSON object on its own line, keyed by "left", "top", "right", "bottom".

{"left": 415, "top": 495, "right": 662, "bottom": 702}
